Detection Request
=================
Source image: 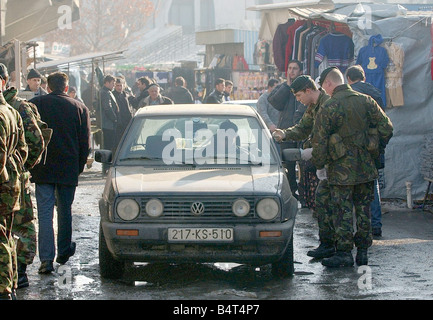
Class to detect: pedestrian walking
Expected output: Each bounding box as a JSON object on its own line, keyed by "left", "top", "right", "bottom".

{"left": 311, "top": 67, "right": 393, "bottom": 267}
{"left": 0, "top": 87, "right": 28, "bottom": 300}
{"left": 2, "top": 63, "right": 51, "bottom": 289}
{"left": 29, "top": 72, "right": 91, "bottom": 274}
{"left": 272, "top": 75, "right": 334, "bottom": 259}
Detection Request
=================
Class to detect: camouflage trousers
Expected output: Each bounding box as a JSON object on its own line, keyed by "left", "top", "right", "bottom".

{"left": 12, "top": 188, "right": 37, "bottom": 266}
{"left": 314, "top": 179, "right": 335, "bottom": 245}
{"left": 0, "top": 214, "right": 17, "bottom": 294}
{"left": 329, "top": 181, "right": 374, "bottom": 252}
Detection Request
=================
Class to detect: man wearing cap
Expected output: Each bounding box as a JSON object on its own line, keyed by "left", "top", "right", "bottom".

{"left": 24, "top": 69, "right": 48, "bottom": 97}
{"left": 267, "top": 60, "right": 306, "bottom": 199}
{"left": 1, "top": 63, "right": 48, "bottom": 289}
{"left": 311, "top": 67, "right": 393, "bottom": 267}
{"left": 272, "top": 75, "right": 335, "bottom": 260}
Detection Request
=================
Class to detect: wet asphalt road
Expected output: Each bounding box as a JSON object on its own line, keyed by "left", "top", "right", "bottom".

{"left": 15, "top": 162, "right": 433, "bottom": 301}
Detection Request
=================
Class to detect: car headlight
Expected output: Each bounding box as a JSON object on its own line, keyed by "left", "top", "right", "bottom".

{"left": 117, "top": 199, "right": 140, "bottom": 221}
{"left": 145, "top": 199, "right": 164, "bottom": 218}
{"left": 232, "top": 198, "right": 250, "bottom": 217}
{"left": 256, "top": 198, "right": 279, "bottom": 221}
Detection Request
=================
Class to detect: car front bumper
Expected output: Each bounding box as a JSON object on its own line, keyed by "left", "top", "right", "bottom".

{"left": 101, "top": 219, "right": 295, "bottom": 265}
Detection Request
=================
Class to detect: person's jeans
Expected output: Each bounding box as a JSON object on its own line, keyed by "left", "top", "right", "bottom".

{"left": 370, "top": 179, "right": 382, "bottom": 229}
{"left": 35, "top": 184, "right": 76, "bottom": 262}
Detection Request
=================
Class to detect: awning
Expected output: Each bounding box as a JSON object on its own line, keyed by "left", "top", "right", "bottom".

{"left": 247, "top": 0, "right": 335, "bottom": 40}
{"left": 4, "top": 0, "right": 80, "bottom": 43}
{"left": 36, "top": 50, "right": 126, "bottom": 73}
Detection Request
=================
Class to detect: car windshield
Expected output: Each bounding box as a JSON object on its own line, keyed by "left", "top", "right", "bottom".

{"left": 117, "top": 115, "right": 278, "bottom": 166}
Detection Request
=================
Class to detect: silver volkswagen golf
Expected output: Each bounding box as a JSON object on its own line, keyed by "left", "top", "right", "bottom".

{"left": 96, "top": 104, "right": 298, "bottom": 279}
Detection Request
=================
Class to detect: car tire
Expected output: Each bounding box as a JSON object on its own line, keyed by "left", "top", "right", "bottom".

{"left": 99, "top": 224, "right": 125, "bottom": 279}
{"left": 271, "top": 234, "right": 294, "bottom": 278}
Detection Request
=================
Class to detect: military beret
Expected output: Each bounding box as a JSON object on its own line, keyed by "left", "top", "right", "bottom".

{"left": 27, "top": 68, "right": 42, "bottom": 80}
{"left": 319, "top": 66, "right": 338, "bottom": 86}
{"left": 291, "top": 75, "right": 313, "bottom": 93}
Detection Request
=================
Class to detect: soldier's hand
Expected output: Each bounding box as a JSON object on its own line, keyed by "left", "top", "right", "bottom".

{"left": 272, "top": 129, "right": 285, "bottom": 143}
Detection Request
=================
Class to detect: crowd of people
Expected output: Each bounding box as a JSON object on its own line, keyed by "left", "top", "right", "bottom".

{"left": 0, "top": 58, "right": 394, "bottom": 299}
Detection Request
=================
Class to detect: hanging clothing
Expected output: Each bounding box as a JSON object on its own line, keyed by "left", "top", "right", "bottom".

{"left": 273, "top": 19, "right": 296, "bottom": 72}
{"left": 315, "top": 32, "right": 354, "bottom": 73}
{"left": 356, "top": 34, "right": 390, "bottom": 108}
{"left": 284, "top": 20, "right": 306, "bottom": 74}
{"left": 383, "top": 41, "right": 405, "bottom": 108}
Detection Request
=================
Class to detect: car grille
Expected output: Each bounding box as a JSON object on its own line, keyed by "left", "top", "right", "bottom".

{"left": 138, "top": 196, "right": 257, "bottom": 221}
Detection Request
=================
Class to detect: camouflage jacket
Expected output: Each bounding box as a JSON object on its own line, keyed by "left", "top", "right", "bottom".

{"left": 4, "top": 88, "right": 45, "bottom": 169}
{"left": 0, "top": 93, "right": 28, "bottom": 214}
{"left": 282, "top": 88, "right": 330, "bottom": 148}
{"left": 311, "top": 84, "right": 393, "bottom": 185}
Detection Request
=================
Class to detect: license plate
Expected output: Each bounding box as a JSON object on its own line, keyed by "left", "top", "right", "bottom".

{"left": 168, "top": 228, "right": 234, "bottom": 242}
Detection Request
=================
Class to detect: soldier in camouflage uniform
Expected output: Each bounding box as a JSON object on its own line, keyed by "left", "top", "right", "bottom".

{"left": 311, "top": 67, "right": 393, "bottom": 267}
{"left": 273, "top": 75, "right": 336, "bottom": 259}
{"left": 0, "top": 89, "right": 28, "bottom": 300}
{"left": 1, "top": 64, "right": 49, "bottom": 289}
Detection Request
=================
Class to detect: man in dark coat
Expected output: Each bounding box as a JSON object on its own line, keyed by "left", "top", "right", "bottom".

{"left": 166, "top": 77, "right": 194, "bottom": 104}
{"left": 205, "top": 78, "right": 225, "bottom": 104}
{"left": 98, "top": 75, "right": 119, "bottom": 155}
{"left": 346, "top": 65, "right": 385, "bottom": 109}
{"left": 29, "top": 72, "right": 91, "bottom": 274}
{"left": 113, "top": 77, "right": 133, "bottom": 147}
{"left": 129, "top": 76, "right": 153, "bottom": 110}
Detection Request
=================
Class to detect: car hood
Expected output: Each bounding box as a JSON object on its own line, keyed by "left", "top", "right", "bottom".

{"left": 113, "top": 166, "right": 281, "bottom": 195}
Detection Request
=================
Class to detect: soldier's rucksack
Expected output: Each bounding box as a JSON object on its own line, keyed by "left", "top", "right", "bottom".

{"left": 11, "top": 97, "right": 53, "bottom": 168}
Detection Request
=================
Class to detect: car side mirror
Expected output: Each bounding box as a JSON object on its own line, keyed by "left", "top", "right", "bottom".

{"left": 95, "top": 150, "right": 113, "bottom": 164}
{"left": 282, "top": 148, "right": 301, "bottom": 162}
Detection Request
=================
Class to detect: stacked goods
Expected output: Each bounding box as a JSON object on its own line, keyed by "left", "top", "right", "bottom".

{"left": 420, "top": 133, "right": 433, "bottom": 181}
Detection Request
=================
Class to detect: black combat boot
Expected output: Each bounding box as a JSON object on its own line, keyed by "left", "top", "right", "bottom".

{"left": 356, "top": 248, "right": 368, "bottom": 266}
{"left": 321, "top": 251, "right": 354, "bottom": 267}
{"left": 307, "top": 243, "right": 335, "bottom": 259}
{"left": 17, "top": 262, "right": 29, "bottom": 289}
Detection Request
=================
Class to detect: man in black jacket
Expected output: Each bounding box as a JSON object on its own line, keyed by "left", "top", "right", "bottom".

{"left": 99, "top": 75, "right": 119, "bottom": 155}
{"left": 268, "top": 60, "right": 306, "bottom": 199}
{"left": 166, "top": 77, "right": 194, "bottom": 104}
{"left": 205, "top": 78, "right": 225, "bottom": 104}
{"left": 346, "top": 65, "right": 385, "bottom": 109}
{"left": 113, "top": 77, "right": 133, "bottom": 146}
{"left": 129, "top": 76, "right": 153, "bottom": 110}
{"left": 29, "top": 72, "right": 91, "bottom": 274}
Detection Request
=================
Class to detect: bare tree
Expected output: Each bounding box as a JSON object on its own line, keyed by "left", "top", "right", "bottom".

{"left": 44, "top": 0, "right": 155, "bottom": 55}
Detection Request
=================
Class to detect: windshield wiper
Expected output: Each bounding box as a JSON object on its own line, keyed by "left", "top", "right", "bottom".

{"left": 119, "top": 156, "right": 162, "bottom": 162}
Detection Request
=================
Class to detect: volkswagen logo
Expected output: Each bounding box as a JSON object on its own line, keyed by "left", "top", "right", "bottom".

{"left": 191, "top": 202, "right": 205, "bottom": 216}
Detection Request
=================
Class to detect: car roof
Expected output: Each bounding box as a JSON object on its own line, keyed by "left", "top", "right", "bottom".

{"left": 135, "top": 104, "right": 258, "bottom": 117}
